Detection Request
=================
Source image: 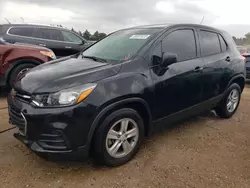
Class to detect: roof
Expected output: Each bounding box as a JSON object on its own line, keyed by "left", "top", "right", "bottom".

{"left": 0, "top": 23, "right": 68, "bottom": 30}
{"left": 121, "top": 23, "right": 221, "bottom": 32}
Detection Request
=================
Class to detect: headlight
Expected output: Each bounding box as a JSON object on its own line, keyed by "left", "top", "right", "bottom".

{"left": 32, "top": 83, "right": 97, "bottom": 107}
{"left": 40, "top": 51, "right": 56, "bottom": 60}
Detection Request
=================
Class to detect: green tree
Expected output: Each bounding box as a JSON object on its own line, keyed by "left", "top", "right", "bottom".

{"left": 90, "top": 31, "right": 100, "bottom": 41}
{"left": 92, "top": 31, "right": 100, "bottom": 40}
{"left": 83, "top": 30, "right": 91, "bottom": 40}
{"left": 98, "top": 32, "right": 107, "bottom": 40}
{"left": 78, "top": 31, "right": 82, "bottom": 36}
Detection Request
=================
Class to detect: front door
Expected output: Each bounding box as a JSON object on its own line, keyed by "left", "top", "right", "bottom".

{"left": 150, "top": 28, "right": 205, "bottom": 121}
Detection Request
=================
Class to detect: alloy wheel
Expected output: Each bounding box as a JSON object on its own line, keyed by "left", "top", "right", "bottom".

{"left": 226, "top": 89, "right": 240, "bottom": 113}
{"left": 105, "top": 118, "right": 139, "bottom": 158}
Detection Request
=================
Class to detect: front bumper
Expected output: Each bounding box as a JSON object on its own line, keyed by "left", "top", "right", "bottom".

{"left": 7, "top": 93, "right": 97, "bottom": 157}
{"left": 14, "top": 133, "right": 73, "bottom": 153}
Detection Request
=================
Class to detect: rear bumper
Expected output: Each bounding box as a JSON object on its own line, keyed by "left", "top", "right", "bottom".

{"left": 246, "top": 70, "right": 250, "bottom": 79}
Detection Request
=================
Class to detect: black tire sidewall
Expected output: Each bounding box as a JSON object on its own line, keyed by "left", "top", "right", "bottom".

{"left": 94, "top": 108, "right": 144, "bottom": 167}
{"left": 9, "top": 63, "right": 36, "bottom": 87}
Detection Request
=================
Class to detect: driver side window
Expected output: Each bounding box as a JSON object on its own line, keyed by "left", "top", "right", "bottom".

{"left": 162, "top": 29, "right": 197, "bottom": 62}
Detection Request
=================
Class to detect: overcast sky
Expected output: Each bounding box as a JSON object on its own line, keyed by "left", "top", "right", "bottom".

{"left": 0, "top": 0, "right": 249, "bottom": 37}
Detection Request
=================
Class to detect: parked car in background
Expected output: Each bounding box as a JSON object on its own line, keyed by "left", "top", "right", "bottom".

{"left": 8, "top": 24, "right": 246, "bottom": 167}
{"left": 0, "top": 24, "right": 91, "bottom": 58}
{"left": 0, "top": 37, "right": 56, "bottom": 87}
{"left": 242, "top": 53, "right": 250, "bottom": 78}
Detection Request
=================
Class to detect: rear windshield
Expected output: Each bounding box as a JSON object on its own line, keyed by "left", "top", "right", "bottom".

{"left": 82, "top": 28, "right": 163, "bottom": 62}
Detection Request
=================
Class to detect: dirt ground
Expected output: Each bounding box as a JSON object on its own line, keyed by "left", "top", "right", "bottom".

{"left": 1, "top": 87, "right": 250, "bottom": 188}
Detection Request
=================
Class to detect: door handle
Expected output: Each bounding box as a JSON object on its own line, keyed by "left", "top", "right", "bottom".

{"left": 39, "top": 44, "right": 46, "bottom": 47}
{"left": 225, "top": 56, "right": 231, "bottom": 62}
{"left": 65, "top": 46, "right": 72, "bottom": 49}
{"left": 194, "top": 66, "right": 203, "bottom": 72}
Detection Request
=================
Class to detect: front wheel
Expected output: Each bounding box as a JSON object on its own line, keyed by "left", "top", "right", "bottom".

{"left": 93, "top": 108, "right": 144, "bottom": 167}
{"left": 215, "top": 83, "right": 241, "bottom": 118}
{"left": 8, "top": 63, "right": 36, "bottom": 88}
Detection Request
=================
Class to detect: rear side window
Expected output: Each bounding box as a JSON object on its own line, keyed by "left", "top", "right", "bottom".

{"left": 162, "top": 29, "right": 197, "bottom": 62}
{"left": 61, "top": 30, "right": 83, "bottom": 43}
{"left": 35, "top": 28, "right": 64, "bottom": 41}
{"left": 219, "top": 34, "right": 227, "bottom": 52}
{"left": 200, "top": 30, "right": 221, "bottom": 56}
{"left": 8, "top": 27, "right": 36, "bottom": 37}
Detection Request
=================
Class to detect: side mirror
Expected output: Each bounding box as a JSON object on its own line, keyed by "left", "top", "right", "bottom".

{"left": 161, "top": 53, "right": 177, "bottom": 68}
{"left": 81, "top": 40, "right": 85, "bottom": 45}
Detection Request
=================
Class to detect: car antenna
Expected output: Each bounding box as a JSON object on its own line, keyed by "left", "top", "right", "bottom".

{"left": 4, "top": 18, "right": 11, "bottom": 24}
{"left": 21, "top": 17, "right": 24, "bottom": 23}
{"left": 200, "top": 16, "right": 205, "bottom": 24}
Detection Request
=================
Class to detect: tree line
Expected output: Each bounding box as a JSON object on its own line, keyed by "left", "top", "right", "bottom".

{"left": 71, "top": 28, "right": 107, "bottom": 41}
{"left": 233, "top": 33, "right": 250, "bottom": 46}
{"left": 50, "top": 24, "right": 107, "bottom": 41}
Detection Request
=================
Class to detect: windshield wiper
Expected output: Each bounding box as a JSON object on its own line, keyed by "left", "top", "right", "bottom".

{"left": 82, "top": 55, "right": 107, "bottom": 63}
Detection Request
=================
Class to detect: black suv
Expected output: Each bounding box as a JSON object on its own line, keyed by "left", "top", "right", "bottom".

{"left": 0, "top": 24, "right": 90, "bottom": 58}
{"left": 8, "top": 24, "right": 246, "bottom": 166}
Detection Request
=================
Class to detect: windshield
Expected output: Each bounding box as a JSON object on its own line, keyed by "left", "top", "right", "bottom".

{"left": 82, "top": 28, "right": 162, "bottom": 62}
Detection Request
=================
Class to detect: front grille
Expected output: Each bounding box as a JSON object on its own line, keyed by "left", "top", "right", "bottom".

{"left": 9, "top": 107, "right": 27, "bottom": 136}
{"left": 37, "top": 130, "right": 69, "bottom": 151}
{"left": 11, "top": 89, "right": 32, "bottom": 103}
{"left": 15, "top": 93, "right": 31, "bottom": 103}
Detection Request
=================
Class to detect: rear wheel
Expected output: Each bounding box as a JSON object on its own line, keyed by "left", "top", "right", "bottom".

{"left": 8, "top": 63, "right": 36, "bottom": 88}
{"left": 93, "top": 108, "right": 144, "bottom": 167}
{"left": 215, "top": 83, "right": 241, "bottom": 118}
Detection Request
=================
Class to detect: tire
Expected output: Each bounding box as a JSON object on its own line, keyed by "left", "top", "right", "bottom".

{"left": 9, "top": 63, "right": 36, "bottom": 88}
{"left": 215, "top": 83, "right": 241, "bottom": 118}
{"left": 93, "top": 108, "right": 144, "bottom": 167}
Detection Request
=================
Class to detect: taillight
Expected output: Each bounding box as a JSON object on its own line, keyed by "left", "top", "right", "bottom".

{"left": 242, "top": 55, "right": 246, "bottom": 63}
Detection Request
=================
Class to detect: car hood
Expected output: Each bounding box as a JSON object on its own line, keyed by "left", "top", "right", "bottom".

{"left": 15, "top": 57, "right": 121, "bottom": 93}
{"left": 11, "top": 42, "right": 50, "bottom": 51}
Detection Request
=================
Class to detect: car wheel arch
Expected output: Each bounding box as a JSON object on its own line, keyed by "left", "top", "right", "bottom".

{"left": 87, "top": 97, "right": 153, "bottom": 150}
{"left": 5, "top": 58, "right": 42, "bottom": 84}
{"left": 227, "top": 74, "right": 245, "bottom": 93}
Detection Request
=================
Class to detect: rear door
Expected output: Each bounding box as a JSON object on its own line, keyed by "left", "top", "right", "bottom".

{"left": 198, "top": 29, "right": 231, "bottom": 101}
{"left": 33, "top": 27, "right": 66, "bottom": 57}
{"left": 34, "top": 28, "right": 85, "bottom": 58}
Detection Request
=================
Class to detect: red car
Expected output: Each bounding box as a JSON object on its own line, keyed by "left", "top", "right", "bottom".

{"left": 0, "top": 38, "right": 56, "bottom": 87}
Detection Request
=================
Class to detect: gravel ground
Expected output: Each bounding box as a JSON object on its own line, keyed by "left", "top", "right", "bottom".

{"left": 1, "top": 87, "right": 250, "bottom": 188}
